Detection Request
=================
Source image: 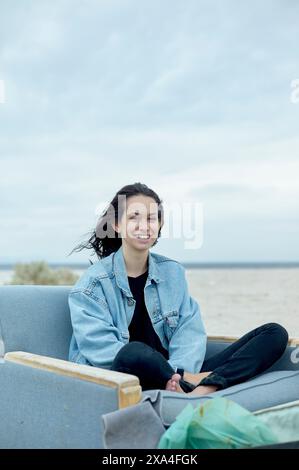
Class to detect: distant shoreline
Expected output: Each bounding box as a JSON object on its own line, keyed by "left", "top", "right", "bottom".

{"left": 1, "top": 262, "right": 299, "bottom": 270}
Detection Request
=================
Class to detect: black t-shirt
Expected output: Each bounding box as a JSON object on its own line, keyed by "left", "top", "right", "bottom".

{"left": 128, "top": 270, "right": 169, "bottom": 360}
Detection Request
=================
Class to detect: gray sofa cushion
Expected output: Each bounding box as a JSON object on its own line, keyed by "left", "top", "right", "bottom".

{"left": 143, "top": 370, "right": 299, "bottom": 427}
{"left": 0, "top": 286, "right": 72, "bottom": 359}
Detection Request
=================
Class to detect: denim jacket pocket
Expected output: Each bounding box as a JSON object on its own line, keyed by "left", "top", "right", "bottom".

{"left": 162, "top": 310, "right": 179, "bottom": 329}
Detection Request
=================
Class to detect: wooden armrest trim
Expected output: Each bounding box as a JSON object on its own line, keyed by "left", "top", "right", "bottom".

{"left": 208, "top": 335, "right": 299, "bottom": 347}
{"left": 4, "top": 351, "right": 142, "bottom": 409}
{"left": 288, "top": 338, "right": 299, "bottom": 347}
{"left": 207, "top": 335, "right": 239, "bottom": 343}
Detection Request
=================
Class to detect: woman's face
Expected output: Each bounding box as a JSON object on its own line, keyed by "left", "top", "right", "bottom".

{"left": 114, "top": 195, "right": 161, "bottom": 251}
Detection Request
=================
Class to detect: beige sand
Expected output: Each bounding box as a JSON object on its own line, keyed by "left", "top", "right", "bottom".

{"left": 186, "top": 268, "right": 299, "bottom": 338}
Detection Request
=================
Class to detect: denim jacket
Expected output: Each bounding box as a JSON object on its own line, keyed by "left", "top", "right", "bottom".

{"left": 68, "top": 245, "right": 207, "bottom": 373}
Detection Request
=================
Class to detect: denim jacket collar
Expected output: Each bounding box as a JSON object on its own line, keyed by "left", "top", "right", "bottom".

{"left": 112, "top": 245, "right": 163, "bottom": 297}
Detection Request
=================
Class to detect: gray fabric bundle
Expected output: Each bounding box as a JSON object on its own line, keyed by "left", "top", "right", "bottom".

{"left": 102, "top": 391, "right": 166, "bottom": 449}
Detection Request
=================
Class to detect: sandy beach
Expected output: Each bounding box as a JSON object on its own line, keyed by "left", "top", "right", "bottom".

{"left": 185, "top": 268, "right": 299, "bottom": 338}
{"left": 1, "top": 268, "right": 298, "bottom": 339}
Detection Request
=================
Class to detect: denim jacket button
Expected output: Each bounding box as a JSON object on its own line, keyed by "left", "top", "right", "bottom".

{"left": 127, "top": 297, "right": 135, "bottom": 306}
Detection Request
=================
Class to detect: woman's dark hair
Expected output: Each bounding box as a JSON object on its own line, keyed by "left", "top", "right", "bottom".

{"left": 68, "top": 182, "right": 164, "bottom": 260}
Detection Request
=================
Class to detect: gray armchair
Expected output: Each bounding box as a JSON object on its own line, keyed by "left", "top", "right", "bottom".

{"left": 0, "top": 285, "right": 299, "bottom": 448}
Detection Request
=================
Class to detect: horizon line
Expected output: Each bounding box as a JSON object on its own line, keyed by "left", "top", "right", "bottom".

{"left": 1, "top": 261, "right": 299, "bottom": 269}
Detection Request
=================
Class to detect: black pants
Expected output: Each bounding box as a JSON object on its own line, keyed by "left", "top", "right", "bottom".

{"left": 111, "top": 322, "right": 289, "bottom": 391}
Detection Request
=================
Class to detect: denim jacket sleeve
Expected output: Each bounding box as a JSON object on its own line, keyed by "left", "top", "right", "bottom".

{"left": 167, "top": 266, "right": 207, "bottom": 373}
{"left": 68, "top": 287, "right": 124, "bottom": 369}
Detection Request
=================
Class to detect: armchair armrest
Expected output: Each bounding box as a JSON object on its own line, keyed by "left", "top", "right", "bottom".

{"left": 208, "top": 335, "right": 299, "bottom": 347}
{"left": 208, "top": 335, "right": 239, "bottom": 343}
{"left": 4, "top": 351, "right": 142, "bottom": 409}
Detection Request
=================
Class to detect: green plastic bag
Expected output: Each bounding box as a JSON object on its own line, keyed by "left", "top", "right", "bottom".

{"left": 158, "top": 397, "right": 279, "bottom": 449}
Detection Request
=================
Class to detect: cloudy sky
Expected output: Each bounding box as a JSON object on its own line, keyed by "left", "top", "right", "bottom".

{"left": 0, "top": 0, "right": 298, "bottom": 264}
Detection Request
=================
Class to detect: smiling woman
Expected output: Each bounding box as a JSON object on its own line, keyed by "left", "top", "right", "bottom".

{"left": 67, "top": 182, "right": 289, "bottom": 396}
{"left": 68, "top": 182, "right": 207, "bottom": 390}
